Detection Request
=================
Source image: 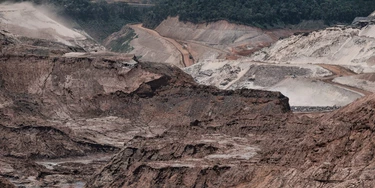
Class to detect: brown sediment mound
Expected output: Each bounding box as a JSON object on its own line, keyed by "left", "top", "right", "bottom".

{"left": 86, "top": 93, "right": 375, "bottom": 187}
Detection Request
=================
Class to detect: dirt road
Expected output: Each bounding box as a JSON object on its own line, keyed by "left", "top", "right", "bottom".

{"left": 318, "top": 64, "right": 373, "bottom": 96}
{"left": 131, "top": 24, "right": 194, "bottom": 67}
{"left": 318, "top": 64, "right": 356, "bottom": 77}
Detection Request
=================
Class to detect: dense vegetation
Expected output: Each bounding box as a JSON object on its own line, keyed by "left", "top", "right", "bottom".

{"left": 143, "top": 0, "right": 375, "bottom": 29}
{"left": 3, "top": 0, "right": 375, "bottom": 40}
{"left": 3, "top": 0, "right": 148, "bottom": 41}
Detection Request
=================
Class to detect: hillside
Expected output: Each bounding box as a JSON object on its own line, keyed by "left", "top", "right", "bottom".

{"left": 103, "top": 24, "right": 185, "bottom": 67}
{"left": 4, "top": 23, "right": 375, "bottom": 186}
{"left": 143, "top": 0, "right": 375, "bottom": 29}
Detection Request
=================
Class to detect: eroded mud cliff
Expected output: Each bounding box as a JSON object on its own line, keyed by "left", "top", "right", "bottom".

{"left": 86, "top": 93, "right": 375, "bottom": 188}
{"left": 0, "top": 29, "right": 290, "bottom": 187}
{"left": 2, "top": 5, "right": 375, "bottom": 188}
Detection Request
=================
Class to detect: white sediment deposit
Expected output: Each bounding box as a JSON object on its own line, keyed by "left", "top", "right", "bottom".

{"left": 184, "top": 59, "right": 362, "bottom": 106}
{"left": 0, "top": 2, "right": 103, "bottom": 51}
{"left": 251, "top": 25, "right": 375, "bottom": 73}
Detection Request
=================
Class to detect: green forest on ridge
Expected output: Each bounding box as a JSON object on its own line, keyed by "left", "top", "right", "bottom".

{"left": 143, "top": 0, "right": 375, "bottom": 28}
{"left": 3, "top": 0, "right": 375, "bottom": 39}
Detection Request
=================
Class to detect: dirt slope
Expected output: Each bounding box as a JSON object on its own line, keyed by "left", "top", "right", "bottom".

{"left": 0, "top": 2, "right": 104, "bottom": 52}
{"left": 104, "top": 17, "right": 299, "bottom": 64}
{"left": 251, "top": 25, "right": 375, "bottom": 74}
{"left": 156, "top": 17, "right": 297, "bottom": 58}
{"left": 103, "top": 24, "right": 194, "bottom": 67}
